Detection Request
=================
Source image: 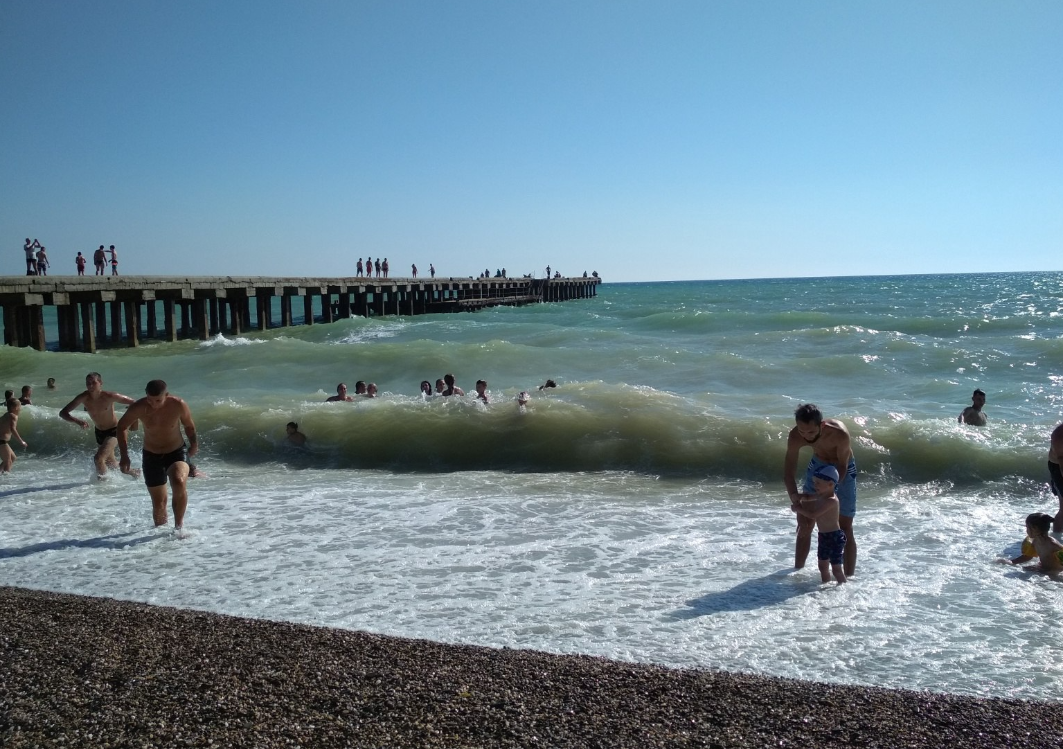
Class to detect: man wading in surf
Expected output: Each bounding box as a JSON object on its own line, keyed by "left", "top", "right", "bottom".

{"left": 783, "top": 403, "right": 858, "bottom": 577}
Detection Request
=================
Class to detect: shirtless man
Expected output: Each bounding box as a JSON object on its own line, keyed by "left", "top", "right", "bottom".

{"left": 958, "top": 389, "right": 987, "bottom": 426}
{"left": 1, "top": 398, "right": 28, "bottom": 473}
{"left": 783, "top": 403, "right": 858, "bottom": 576}
{"left": 326, "top": 383, "right": 354, "bottom": 402}
{"left": 117, "top": 380, "right": 197, "bottom": 529}
{"left": 286, "top": 421, "right": 307, "bottom": 447}
{"left": 442, "top": 373, "right": 464, "bottom": 397}
{"left": 1047, "top": 423, "right": 1063, "bottom": 533}
{"left": 59, "top": 372, "right": 138, "bottom": 478}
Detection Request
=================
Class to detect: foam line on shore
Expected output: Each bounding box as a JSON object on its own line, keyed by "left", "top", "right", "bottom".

{"left": 1, "top": 586, "right": 1060, "bottom": 748}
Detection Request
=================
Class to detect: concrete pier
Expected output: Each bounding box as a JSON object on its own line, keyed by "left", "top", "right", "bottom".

{"left": 0, "top": 275, "right": 601, "bottom": 352}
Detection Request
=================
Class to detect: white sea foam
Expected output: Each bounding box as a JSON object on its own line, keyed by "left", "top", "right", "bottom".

{"left": 1, "top": 461, "right": 1059, "bottom": 701}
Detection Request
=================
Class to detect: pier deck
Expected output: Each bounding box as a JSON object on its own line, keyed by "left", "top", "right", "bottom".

{"left": 0, "top": 275, "right": 601, "bottom": 352}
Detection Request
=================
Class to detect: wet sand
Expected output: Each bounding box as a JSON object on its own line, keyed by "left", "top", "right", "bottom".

{"left": 1, "top": 586, "right": 1059, "bottom": 748}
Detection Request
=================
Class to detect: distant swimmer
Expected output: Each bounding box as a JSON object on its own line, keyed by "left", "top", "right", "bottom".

{"left": 434, "top": 378, "right": 446, "bottom": 395}
{"left": 958, "top": 389, "right": 987, "bottom": 426}
{"left": 286, "top": 421, "right": 306, "bottom": 447}
{"left": 475, "top": 379, "right": 490, "bottom": 404}
{"left": 365, "top": 383, "right": 378, "bottom": 398}
{"left": 59, "top": 372, "right": 139, "bottom": 479}
{"left": 1048, "top": 423, "right": 1063, "bottom": 533}
{"left": 998, "top": 513, "right": 1063, "bottom": 575}
{"left": 442, "top": 373, "right": 464, "bottom": 397}
{"left": 47, "top": 377, "right": 56, "bottom": 390}
{"left": 420, "top": 380, "right": 433, "bottom": 397}
{"left": 0, "top": 398, "right": 28, "bottom": 473}
{"left": 18, "top": 385, "right": 32, "bottom": 406}
{"left": 117, "top": 379, "right": 198, "bottom": 530}
{"left": 784, "top": 404, "right": 858, "bottom": 577}
{"left": 538, "top": 379, "right": 557, "bottom": 391}
{"left": 354, "top": 381, "right": 368, "bottom": 396}
{"left": 517, "top": 391, "right": 530, "bottom": 413}
{"left": 790, "top": 464, "right": 846, "bottom": 584}
{"left": 326, "top": 383, "right": 354, "bottom": 402}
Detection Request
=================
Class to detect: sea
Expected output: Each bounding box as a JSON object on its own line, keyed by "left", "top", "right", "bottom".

{"left": 2, "top": 272, "right": 1062, "bottom": 702}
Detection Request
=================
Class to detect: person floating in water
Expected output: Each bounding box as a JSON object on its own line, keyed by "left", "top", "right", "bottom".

{"left": 998, "top": 513, "right": 1063, "bottom": 575}
{"left": 783, "top": 403, "right": 858, "bottom": 577}
{"left": 790, "top": 464, "right": 847, "bottom": 584}
{"left": 475, "top": 379, "right": 489, "bottom": 404}
{"left": 442, "top": 373, "right": 464, "bottom": 397}
{"left": 958, "top": 389, "right": 987, "bottom": 426}
{"left": 59, "top": 372, "right": 139, "bottom": 479}
{"left": 326, "top": 383, "right": 354, "bottom": 402}
{"left": 517, "top": 391, "right": 530, "bottom": 413}
{"left": 286, "top": 421, "right": 306, "bottom": 447}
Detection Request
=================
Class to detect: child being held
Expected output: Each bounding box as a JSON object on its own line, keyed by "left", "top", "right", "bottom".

{"left": 791, "top": 464, "right": 847, "bottom": 584}
{"left": 998, "top": 512, "right": 1063, "bottom": 575}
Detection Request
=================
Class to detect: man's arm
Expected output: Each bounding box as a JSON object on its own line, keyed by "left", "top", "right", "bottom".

{"left": 10, "top": 418, "right": 27, "bottom": 448}
{"left": 832, "top": 427, "right": 853, "bottom": 478}
{"left": 58, "top": 393, "right": 89, "bottom": 428}
{"left": 116, "top": 401, "right": 145, "bottom": 464}
{"left": 180, "top": 400, "right": 198, "bottom": 457}
{"left": 783, "top": 431, "right": 801, "bottom": 500}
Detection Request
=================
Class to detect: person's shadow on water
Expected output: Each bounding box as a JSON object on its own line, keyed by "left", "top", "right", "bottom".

{"left": 667, "top": 568, "right": 811, "bottom": 620}
{"left": 0, "top": 482, "right": 84, "bottom": 499}
{"left": 0, "top": 531, "right": 162, "bottom": 559}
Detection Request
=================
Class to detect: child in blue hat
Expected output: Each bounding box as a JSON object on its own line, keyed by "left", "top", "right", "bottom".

{"left": 791, "top": 464, "right": 847, "bottom": 584}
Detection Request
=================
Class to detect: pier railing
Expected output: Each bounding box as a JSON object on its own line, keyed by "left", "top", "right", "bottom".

{"left": 0, "top": 275, "right": 601, "bottom": 352}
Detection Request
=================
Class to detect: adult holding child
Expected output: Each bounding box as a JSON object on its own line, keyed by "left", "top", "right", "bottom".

{"left": 117, "top": 380, "right": 198, "bottom": 530}
{"left": 1047, "top": 422, "right": 1063, "bottom": 533}
{"left": 783, "top": 404, "right": 858, "bottom": 577}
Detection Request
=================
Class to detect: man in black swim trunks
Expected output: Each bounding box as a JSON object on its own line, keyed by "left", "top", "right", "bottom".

{"left": 117, "top": 379, "right": 198, "bottom": 529}
{"left": 1048, "top": 423, "right": 1063, "bottom": 533}
{"left": 60, "top": 372, "right": 139, "bottom": 479}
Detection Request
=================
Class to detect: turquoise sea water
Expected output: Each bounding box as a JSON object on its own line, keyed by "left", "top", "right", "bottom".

{"left": 2, "top": 272, "right": 1062, "bottom": 700}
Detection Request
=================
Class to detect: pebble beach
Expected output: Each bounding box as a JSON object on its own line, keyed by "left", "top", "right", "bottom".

{"left": 1, "top": 586, "right": 1060, "bottom": 748}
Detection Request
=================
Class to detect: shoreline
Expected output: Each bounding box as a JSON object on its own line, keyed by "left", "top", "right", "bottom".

{"left": 1, "top": 586, "right": 1059, "bottom": 748}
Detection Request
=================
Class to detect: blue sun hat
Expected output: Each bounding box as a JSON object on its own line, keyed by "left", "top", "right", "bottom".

{"left": 813, "top": 465, "right": 840, "bottom": 484}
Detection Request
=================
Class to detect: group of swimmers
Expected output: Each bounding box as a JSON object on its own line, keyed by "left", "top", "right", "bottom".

{"left": 3, "top": 378, "right": 1062, "bottom": 574}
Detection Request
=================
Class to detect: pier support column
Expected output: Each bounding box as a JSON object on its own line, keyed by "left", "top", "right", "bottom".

{"left": 209, "top": 298, "right": 220, "bottom": 335}
{"left": 338, "top": 293, "right": 350, "bottom": 318}
{"left": 303, "top": 294, "right": 314, "bottom": 325}
{"left": 1, "top": 305, "right": 16, "bottom": 347}
{"left": 109, "top": 301, "right": 122, "bottom": 345}
{"left": 229, "top": 300, "right": 242, "bottom": 335}
{"left": 123, "top": 302, "right": 139, "bottom": 347}
{"left": 181, "top": 302, "right": 192, "bottom": 338}
{"left": 321, "top": 294, "right": 333, "bottom": 324}
{"left": 256, "top": 294, "right": 271, "bottom": 330}
{"left": 95, "top": 301, "right": 107, "bottom": 344}
{"left": 281, "top": 295, "right": 293, "bottom": 327}
{"left": 79, "top": 302, "right": 96, "bottom": 353}
{"left": 24, "top": 306, "right": 46, "bottom": 351}
{"left": 147, "top": 302, "right": 158, "bottom": 338}
{"left": 163, "top": 300, "right": 177, "bottom": 342}
{"left": 194, "top": 299, "right": 210, "bottom": 340}
{"left": 57, "top": 304, "right": 76, "bottom": 351}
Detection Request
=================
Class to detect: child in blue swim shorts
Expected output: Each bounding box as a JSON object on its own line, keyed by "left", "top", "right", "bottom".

{"left": 791, "top": 464, "right": 847, "bottom": 584}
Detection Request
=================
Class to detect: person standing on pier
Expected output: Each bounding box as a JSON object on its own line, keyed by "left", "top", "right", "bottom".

{"left": 430, "top": 263, "right": 435, "bottom": 278}
{"left": 24, "top": 238, "right": 40, "bottom": 275}
{"left": 783, "top": 403, "right": 858, "bottom": 577}
{"left": 374, "top": 258, "right": 381, "bottom": 278}
{"left": 93, "top": 245, "right": 107, "bottom": 275}
{"left": 108, "top": 245, "right": 119, "bottom": 275}
{"left": 75, "top": 251, "right": 87, "bottom": 275}
{"left": 117, "top": 380, "right": 198, "bottom": 530}
{"left": 35, "top": 245, "right": 49, "bottom": 276}
{"left": 357, "top": 258, "right": 364, "bottom": 276}
{"left": 59, "top": 372, "right": 139, "bottom": 479}
{"left": 382, "top": 258, "right": 389, "bottom": 278}
{"left": 412, "top": 263, "right": 418, "bottom": 278}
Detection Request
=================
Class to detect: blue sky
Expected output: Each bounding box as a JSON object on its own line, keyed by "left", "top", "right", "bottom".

{"left": 2, "top": 1, "right": 1060, "bottom": 282}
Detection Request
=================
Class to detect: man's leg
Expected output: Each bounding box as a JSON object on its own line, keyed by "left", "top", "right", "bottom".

{"left": 148, "top": 484, "right": 170, "bottom": 526}
{"left": 94, "top": 437, "right": 119, "bottom": 476}
{"left": 795, "top": 515, "right": 814, "bottom": 568}
{"left": 167, "top": 462, "right": 191, "bottom": 529}
{"left": 0, "top": 445, "right": 14, "bottom": 473}
{"left": 840, "top": 515, "right": 856, "bottom": 577}
{"left": 1054, "top": 495, "right": 1062, "bottom": 534}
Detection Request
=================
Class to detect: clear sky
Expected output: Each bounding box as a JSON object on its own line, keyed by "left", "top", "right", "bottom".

{"left": 2, "top": 1, "right": 1060, "bottom": 282}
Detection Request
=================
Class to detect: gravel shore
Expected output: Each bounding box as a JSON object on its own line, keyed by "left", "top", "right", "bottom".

{"left": 1, "top": 585, "right": 1059, "bottom": 748}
